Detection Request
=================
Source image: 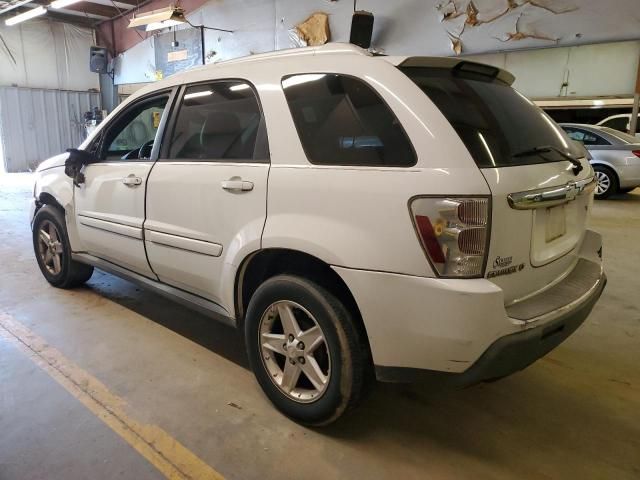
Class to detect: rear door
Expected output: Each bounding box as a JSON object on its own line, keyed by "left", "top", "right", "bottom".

{"left": 145, "top": 80, "right": 269, "bottom": 304}
{"left": 401, "top": 65, "right": 594, "bottom": 304}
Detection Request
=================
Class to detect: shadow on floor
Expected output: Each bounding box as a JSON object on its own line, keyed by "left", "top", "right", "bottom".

{"left": 81, "top": 270, "right": 250, "bottom": 370}
{"left": 71, "top": 268, "right": 640, "bottom": 476}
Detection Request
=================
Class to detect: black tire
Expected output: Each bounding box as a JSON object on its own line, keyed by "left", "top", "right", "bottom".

{"left": 245, "top": 275, "right": 368, "bottom": 426}
{"left": 32, "top": 205, "right": 93, "bottom": 288}
{"left": 593, "top": 165, "right": 618, "bottom": 199}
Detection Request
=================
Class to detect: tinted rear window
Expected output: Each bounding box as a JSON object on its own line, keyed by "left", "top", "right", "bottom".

{"left": 400, "top": 66, "right": 583, "bottom": 168}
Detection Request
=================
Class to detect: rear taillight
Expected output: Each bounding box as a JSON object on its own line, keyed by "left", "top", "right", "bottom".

{"left": 632, "top": 150, "right": 640, "bottom": 159}
{"left": 410, "top": 197, "right": 490, "bottom": 278}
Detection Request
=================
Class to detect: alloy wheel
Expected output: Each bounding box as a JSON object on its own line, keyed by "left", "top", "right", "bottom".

{"left": 259, "top": 300, "right": 331, "bottom": 403}
{"left": 595, "top": 171, "right": 611, "bottom": 195}
{"left": 37, "top": 220, "right": 64, "bottom": 275}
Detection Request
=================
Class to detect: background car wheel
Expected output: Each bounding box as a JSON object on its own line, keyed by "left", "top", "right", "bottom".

{"left": 32, "top": 205, "right": 93, "bottom": 288}
{"left": 245, "top": 275, "right": 368, "bottom": 426}
{"left": 593, "top": 165, "right": 618, "bottom": 199}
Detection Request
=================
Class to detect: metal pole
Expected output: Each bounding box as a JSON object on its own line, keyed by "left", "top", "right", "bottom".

{"left": 200, "top": 26, "right": 205, "bottom": 65}
{"left": 630, "top": 94, "right": 639, "bottom": 136}
{"left": 629, "top": 56, "right": 640, "bottom": 136}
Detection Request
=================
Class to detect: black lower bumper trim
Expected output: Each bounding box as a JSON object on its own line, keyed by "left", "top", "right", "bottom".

{"left": 376, "top": 274, "right": 606, "bottom": 386}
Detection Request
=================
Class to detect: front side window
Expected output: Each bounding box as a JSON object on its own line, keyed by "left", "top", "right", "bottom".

{"left": 563, "top": 127, "right": 610, "bottom": 146}
{"left": 166, "top": 81, "right": 267, "bottom": 161}
{"left": 281, "top": 74, "right": 416, "bottom": 167}
{"left": 102, "top": 95, "right": 169, "bottom": 161}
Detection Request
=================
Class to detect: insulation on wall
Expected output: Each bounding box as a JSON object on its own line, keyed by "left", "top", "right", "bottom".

{"left": 0, "top": 87, "right": 100, "bottom": 172}
{"left": 0, "top": 19, "right": 98, "bottom": 91}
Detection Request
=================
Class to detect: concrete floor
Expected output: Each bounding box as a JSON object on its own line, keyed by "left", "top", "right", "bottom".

{"left": 1, "top": 172, "right": 639, "bottom": 480}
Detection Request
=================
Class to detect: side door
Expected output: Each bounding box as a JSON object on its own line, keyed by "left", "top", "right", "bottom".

{"left": 74, "top": 90, "right": 175, "bottom": 276}
{"left": 145, "top": 80, "right": 270, "bottom": 305}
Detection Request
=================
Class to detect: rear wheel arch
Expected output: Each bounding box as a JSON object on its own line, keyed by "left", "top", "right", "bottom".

{"left": 235, "top": 248, "right": 372, "bottom": 360}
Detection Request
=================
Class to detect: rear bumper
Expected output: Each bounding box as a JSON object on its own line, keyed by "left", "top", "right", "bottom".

{"left": 375, "top": 270, "right": 605, "bottom": 385}
{"left": 333, "top": 229, "right": 605, "bottom": 384}
{"left": 615, "top": 162, "right": 640, "bottom": 188}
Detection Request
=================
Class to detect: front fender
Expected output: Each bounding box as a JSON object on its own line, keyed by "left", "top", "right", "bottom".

{"left": 33, "top": 165, "right": 82, "bottom": 251}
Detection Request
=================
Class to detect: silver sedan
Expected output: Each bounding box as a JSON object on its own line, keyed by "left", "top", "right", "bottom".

{"left": 560, "top": 123, "right": 640, "bottom": 199}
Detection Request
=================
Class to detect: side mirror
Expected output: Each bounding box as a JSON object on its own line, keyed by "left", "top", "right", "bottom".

{"left": 64, "top": 148, "right": 96, "bottom": 186}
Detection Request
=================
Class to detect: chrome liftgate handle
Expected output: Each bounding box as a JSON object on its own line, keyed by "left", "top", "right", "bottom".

{"left": 507, "top": 176, "right": 596, "bottom": 210}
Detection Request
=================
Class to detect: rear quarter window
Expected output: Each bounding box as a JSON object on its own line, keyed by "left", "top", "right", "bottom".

{"left": 281, "top": 73, "right": 416, "bottom": 167}
{"left": 562, "top": 127, "right": 610, "bottom": 146}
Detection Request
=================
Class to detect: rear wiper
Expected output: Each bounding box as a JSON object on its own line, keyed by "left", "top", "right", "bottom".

{"left": 513, "top": 145, "right": 583, "bottom": 175}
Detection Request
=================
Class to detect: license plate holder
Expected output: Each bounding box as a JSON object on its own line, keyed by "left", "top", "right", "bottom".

{"left": 545, "top": 205, "right": 566, "bottom": 243}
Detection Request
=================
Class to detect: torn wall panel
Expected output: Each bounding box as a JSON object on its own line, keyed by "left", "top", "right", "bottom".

{"left": 290, "top": 12, "right": 331, "bottom": 47}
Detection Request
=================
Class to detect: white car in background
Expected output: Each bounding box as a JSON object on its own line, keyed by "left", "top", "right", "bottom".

{"left": 29, "top": 44, "right": 606, "bottom": 425}
{"left": 597, "top": 114, "right": 640, "bottom": 137}
{"left": 561, "top": 123, "right": 640, "bottom": 198}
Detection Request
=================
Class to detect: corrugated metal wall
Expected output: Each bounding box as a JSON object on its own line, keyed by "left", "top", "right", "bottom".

{"left": 0, "top": 87, "right": 100, "bottom": 172}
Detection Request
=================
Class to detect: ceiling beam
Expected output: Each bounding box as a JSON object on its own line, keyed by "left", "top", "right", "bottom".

{"left": 86, "top": 0, "right": 137, "bottom": 9}
{"left": 47, "top": 8, "right": 97, "bottom": 26}
{"left": 0, "top": 0, "right": 34, "bottom": 15}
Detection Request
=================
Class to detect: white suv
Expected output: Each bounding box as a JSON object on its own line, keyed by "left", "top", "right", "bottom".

{"left": 30, "top": 44, "right": 606, "bottom": 425}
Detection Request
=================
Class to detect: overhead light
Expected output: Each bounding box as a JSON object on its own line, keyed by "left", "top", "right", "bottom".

{"left": 5, "top": 6, "right": 46, "bottom": 26}
{"left": 184, "top": 90, "right": 213, "bottom": 100}
{"left": 50, "top": 0, "right": 81, "bottom": 9}
{"left": 229, "top": 84, "right": 250, "bottom": 92}
{"left": 282, "top": 74, "right": 326, "bottom": 89}
{"left": 128, "top": 6, "right": 186, "bottom": 32}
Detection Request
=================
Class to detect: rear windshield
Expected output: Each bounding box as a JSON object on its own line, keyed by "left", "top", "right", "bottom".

{"left": 599, "top": 126, "right": 639, "bottom": 144}
{"left": 400, "top": 66, "right": 584, "bottom": 168}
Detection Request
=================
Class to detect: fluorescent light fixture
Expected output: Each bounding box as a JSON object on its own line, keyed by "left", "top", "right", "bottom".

{"left": 143, "top": 19, "right": 184, "bottom": 31}
{"left": 229, "top": 84, "right": 250, "bottom": 92}
{"left": 282, "top": 74, "right": 326, "bottom": 89}
{"left": 184, "top": 90, "right": 213, "bottom": 100}
{"left": 5, "top": 6, "right": 46, "bottom": 26}
{"left": 50, "top": 0, "right": 81, "bottom": 8}
{"left": 128, "top": 6, "right": 186, "bottom": 32}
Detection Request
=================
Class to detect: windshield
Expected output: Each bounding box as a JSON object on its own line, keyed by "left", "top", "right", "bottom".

{"left": 400, "top": 66, "right": 584, "bottom": 168}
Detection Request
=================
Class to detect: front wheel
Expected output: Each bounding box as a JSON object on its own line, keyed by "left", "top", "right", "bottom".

{"left": 593, "top": 165, "right": 618, "bottom": 199}
{"left": 32, "top": 205, "right": 93, "bottom": 288}
{"left": 245, "top": 275, "right": 368, "bottom": 426}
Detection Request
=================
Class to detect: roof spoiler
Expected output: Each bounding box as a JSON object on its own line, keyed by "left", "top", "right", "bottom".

{"left": 398, "top": 57, "right": 515, "bottom": 85}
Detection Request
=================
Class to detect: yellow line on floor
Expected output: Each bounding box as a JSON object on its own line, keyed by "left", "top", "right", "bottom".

{"left": 0, "top": 312, "right": 225, "bottom": 480}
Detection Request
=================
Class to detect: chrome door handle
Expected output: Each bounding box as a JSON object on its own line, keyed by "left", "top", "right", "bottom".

{"left": 122, "top": 174, "right": 142, "bottom": 187}
{"left": 221, "top": 179, "right": 254, "bottom": 192}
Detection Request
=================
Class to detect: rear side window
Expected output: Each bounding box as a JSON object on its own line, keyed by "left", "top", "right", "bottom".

{"left": 601, "top": 116, "right": 629, "bottom": 132}
{"left": 562, "top": 127, "right": 610, "bottom": 146}
{"left": 400, "top": 66, "right": 583, "bottom": 168}
{"left": 281, "top": 74, "right": 416, "bottom": 167}
{"left": 166, "top": 81, "right": 268, "bottom": 162}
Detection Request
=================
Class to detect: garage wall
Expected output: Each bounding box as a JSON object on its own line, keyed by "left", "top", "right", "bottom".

{"left": 466, "top": 40, "right": 640, "bottom": 98}
{"left": 114, "top": 0, "right": 640, "bottom": 89}
{"left": 0, "top": 19, "right": 98, "bottom": 91}
{"left": 0, "top": 87, "right": 100, "bottom": 172}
